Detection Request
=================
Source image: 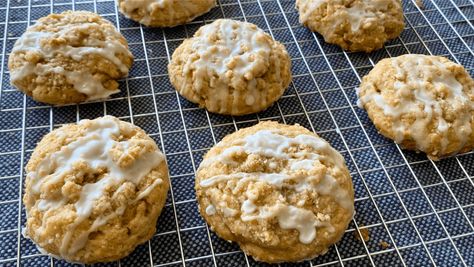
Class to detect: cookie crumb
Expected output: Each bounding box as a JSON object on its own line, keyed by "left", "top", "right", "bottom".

{"left": 416, "top": 0, "right": 424, "bottom": 9}
{"left": 380, "top": 241, "right": 390, "bottom": 249}
{"left": 354, "top": 227, "right": 370, "bottom": 242}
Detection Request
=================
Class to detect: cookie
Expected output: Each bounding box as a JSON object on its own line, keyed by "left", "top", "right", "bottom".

{"left": 23, "top": 116, "right": 169, "bottom": 263}
{"left": 8, "top": 11, "right": 133, "bottom": 105}
{"left": 118, "top": 0, "right": 216, "bottom": 27}
{"left": 357, "top": 54, "right": 474, "bottom": 159}
{"left": 195, "top": 121, "right": 354, "bottom": 263}
{"left": 296, "top": 0, "right": 404, "bottom": 52}
{"left": 168, "top": 19, "right": 292, "bottom": 116}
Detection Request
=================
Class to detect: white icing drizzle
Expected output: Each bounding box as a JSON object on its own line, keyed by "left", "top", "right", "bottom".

{"left": 11, "top": 20, "right": 131, "bottom": 100}
{"left": 358, "top": 55, "right": 474, "bottom": 154}
{"left": 222, "top": 207, "right": 239, "bottom": 217}
{"left": 120, "top": 0, "right": 162, "bottom": 26}
{"left": 26, "top": 116, "right": 164, "bottom": 258}
{"left": 241, "top": 204, "right": 326, "bottom": 244}
{"left": 298, "top": 0, "right": 325, "bottom": 22}
{"left": 345, "top": 1, "right": 391, "bottom": 31}
{"left": 120, "top": 0, "right": 158, "bottom": 12}
{"left": 201, "top": 172, "right": 352, "bottom": 211}
{"left": 205, "top": 204, "right": 216, "bottom": 215}
{"left": 241, "top": 199, "right": 257, "bottom": 214}
{"left": 199, "top": 130, "right": 353, "bottom": 244}
{"left": 182, "top": 19, "right": 272, "bottom": 114}
{"left": 298, "top": 0, "right": 394, "bottom": 32}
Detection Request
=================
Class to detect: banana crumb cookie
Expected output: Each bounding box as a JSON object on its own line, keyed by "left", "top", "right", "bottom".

{"left": 8, "top": 11, "right": 133, "bottom": 105}
{"left": 357, "top": 54, "right": 474, "bottom": 159}
{"left": 118, "top": 0, "right": 216, "bottom": 27}
{"left": 168, "top": 19, "right": 292, "bottom": 116}
{"left": 196, "top": 121, "right": 354, "bottom": 263}
{"left": 23, "top": 116, "right": 169, "bottom": 263}
{"left": 296, "top": 0, "right": 404, "bottom": 52}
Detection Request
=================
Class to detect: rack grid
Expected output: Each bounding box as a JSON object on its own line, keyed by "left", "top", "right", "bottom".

{"left": 0, "top": 0, "right": 474, "bottom": 266}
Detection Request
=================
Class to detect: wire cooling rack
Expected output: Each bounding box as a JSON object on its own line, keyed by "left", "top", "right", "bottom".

{"left": 0, "top": 0, "right": 473, "bottom": 266}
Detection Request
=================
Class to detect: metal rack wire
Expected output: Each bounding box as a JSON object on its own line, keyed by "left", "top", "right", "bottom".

{"left": 0, "top": 0, "right": 473, "bottom": 266}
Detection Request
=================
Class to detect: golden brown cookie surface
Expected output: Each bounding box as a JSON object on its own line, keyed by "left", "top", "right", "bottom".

{"left": 296, "top": 0, "right": 404, "bottom": 52}
{"left": 8, "top": 11, "right": 133, "bottom": 105}
{"left": 23, "top": 116, "right": 169, "bottom": 263}
{"left": 196, "top": 121, "right": 354, "bottom": 263}
{"left": 118, "top": 0, "right": 216, "bottom": 27}
{"left": 357, "top": 54, "right": 474, "bottom": 159}
{"left": 168, "top": 19, "right": 292, "bottom": 116}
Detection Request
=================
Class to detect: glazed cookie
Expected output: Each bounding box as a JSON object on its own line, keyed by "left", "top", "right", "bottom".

{"left": 23, "top": 116, "right": 169, "bottom": 263}
{"left": 118, "top": 0, "right": 216, "bottom": 27}
{"left": 296, "top": 0, "right": 404, "bottom": 52}
{"left": 168, "top": 19, "right": 292, "bottom": 116}
{"left": 196, "top": 121, "right": 354, "bottom": 263}
{"left": 9, "top": 11, "right": 133, "bottom": 105}
{"left": 357, "top": 54, "right": 474, "bottom": 159}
